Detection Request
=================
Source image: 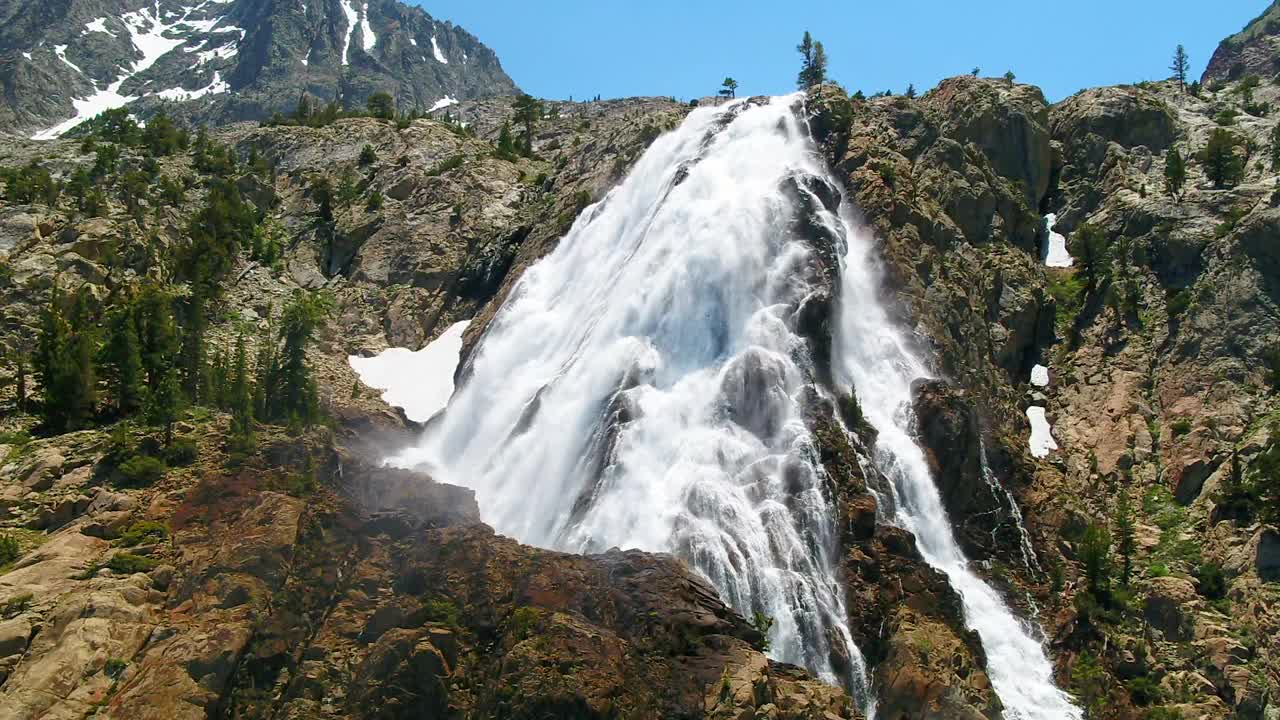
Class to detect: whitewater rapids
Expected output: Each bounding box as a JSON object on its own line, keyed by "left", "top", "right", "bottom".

{"left": 391, "top": 94, "right": 1080, "bottom": 719}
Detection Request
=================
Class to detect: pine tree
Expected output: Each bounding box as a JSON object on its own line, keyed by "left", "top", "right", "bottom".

{"left": 796, "top": 33, "right": 828, "bottom": 89}
{"left": 512, "top": 95, "right": 543, "bottom": 157}
{"left": 229, "top": 331, "right": 254, "bottom": 448}
{"left": 719, "top": 77, "right": 739, "bottom": 98}
{"left": 496, "top": 121, "right": 518, "bottom": 159}
{"left": 35, "top": 288, "right": 97, "bottom": 431}
{"left": 100, "top": 301, "right": 145, "bottom": 415}
{"left": 1164, "top": 146, "right": 1187, "bottom": 200}
{"left": 366, "top": 91, "right": 396, "bottom": 120}
{"left": 1071, "top": 223, "right": 1111, "bottom": 293}
{"left": 1202, "top": 128, "right": 1244, "bottom": 188}
{"left": 1114, "top": 490, "right": 1136, "bottom": 586}
{"left": 1272, "top": 123, "right": 1280, "bottom": 172}
{"left": 1004, "top": 70, "right": 1016, "bottom": 84}
{"left": 272, "top": 291, "right": 332, "bottom": 426}
{"left": 1080, "top": 522, "right": 1113, "bottom": 599}
{"left": 904, "top": 83, "right": 916, "bottom": 98}
{"left": 178, "top": 292, "right": 206, "bottom": 404}
{"left": 1170, "top": 44, "right": 1190, "bottom": 93}
{"left": 135, "top": 284, "right": 179, "bottom": 389}
{"left": 147, "top": 367, "right": 182, "bottom": 445}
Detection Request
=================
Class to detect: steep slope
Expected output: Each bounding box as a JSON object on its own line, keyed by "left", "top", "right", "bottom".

{"left": 1203, "top": 0, "right": 1280, "bottom": 84}
{"left": 0, "top": 0, "right": 518, "bottom": 138}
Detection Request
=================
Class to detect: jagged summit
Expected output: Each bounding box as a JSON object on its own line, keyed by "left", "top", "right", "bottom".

{"left": 0, "top": 0, "right": 519, "bottom": 138}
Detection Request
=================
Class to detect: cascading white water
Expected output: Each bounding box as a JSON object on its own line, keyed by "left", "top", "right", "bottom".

{"left": 393, "top": 95, "right": 872, "bottom": 705}
{"left": 831, "top": 205, "right": 1082, "bottom": 718}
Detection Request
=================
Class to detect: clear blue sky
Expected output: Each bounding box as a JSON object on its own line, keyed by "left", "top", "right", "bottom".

{"left": 417, "top": 1, "right": 1262, "bottom": 102}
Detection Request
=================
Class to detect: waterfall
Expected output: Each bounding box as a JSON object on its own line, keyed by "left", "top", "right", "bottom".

{"left": 831, "top": 199, "right": 1082, "bottom": 718}
{"left": 393, "top": 95, "right": 872, "bottom": 706}
{"left": 389, "top": 92, "right": 1081, "bottom": 719}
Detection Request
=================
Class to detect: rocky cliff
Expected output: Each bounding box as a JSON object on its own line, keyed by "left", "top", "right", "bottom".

{"left": 0, "top": 0, "right": 517, "bottom": 138}
{"left": 1, "top": 8, "right": 1280, "bottom": 720}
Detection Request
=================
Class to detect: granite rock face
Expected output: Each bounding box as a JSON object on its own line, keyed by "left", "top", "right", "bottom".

{"left": 0, "top": 0, "right": 518, "bottom": 137}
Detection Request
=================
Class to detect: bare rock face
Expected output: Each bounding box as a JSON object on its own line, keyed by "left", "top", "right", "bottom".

{"left": 1203, "top": 2, "right": 1280, "bottom": 85}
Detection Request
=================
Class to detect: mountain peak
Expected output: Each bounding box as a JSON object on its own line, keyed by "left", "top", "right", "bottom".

{"left": 0, "top": 0, "right": 519, "bottom": 137}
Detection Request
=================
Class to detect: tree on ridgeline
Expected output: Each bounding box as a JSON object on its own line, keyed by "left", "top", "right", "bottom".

{"left": 719, "top": 77, "right": 739, "bottom": 99}
{"left": 1170, "top": 44, "right": 1190, "bottom": 93}
{"left": 796, "top": 32, "right": 828, "bottom": 89}
{"left": 904, "top": 83, "right": 916, "bottom": 98}
{"left": 1004, "top": 70, "right": 1016, "bottom": 84}
{"left": 366, "top": 91, "right": 396, "bottom": 120}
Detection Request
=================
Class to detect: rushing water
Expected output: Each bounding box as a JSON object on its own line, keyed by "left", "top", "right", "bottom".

{"left": 831, "top": 192, "right": 1081, "bottom": 719}
{"left": 394, "top": 95, "right": 871, "bottom": 703}
{"left": 392, "top": 94, "right": 1080, "bottom": 718}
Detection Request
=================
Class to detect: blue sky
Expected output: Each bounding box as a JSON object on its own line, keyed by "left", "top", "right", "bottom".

{"left": 418, "top": 1, "right": 1261, "bottom": 102}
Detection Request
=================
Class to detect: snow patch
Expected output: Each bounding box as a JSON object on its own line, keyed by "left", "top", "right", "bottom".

{"left": 339, "top": 0, "right": 358, "bottom": 65}
{"left": 409, "top": 37, "right": 417, "bottom": 46}
{"left": 1042, "top": 213, "right": 1074, "bottom": 268}
{"left": 1026, "top": 406, "right": 1058, "bottom": 458}
{"left": 430, "top": 35, "right": 447, "bottom": 63}
{"left": 349, "top": 320, "right": 472, "bottom": 423}
{"left": 428, "top": 96, "right": 459, "bottom": 112}
{"left": 1030, "top": 364, "right": 1049, "bottom": 387}
{"left": 359, "top": 2, "right": 376, "bottom": 52}
{"left": 54, "top": 45, "right": 84, "bottom": 74}
{"left": 85, "top": 18, "right": 116, "bottom": 37}
{"left": 33, "top": 0, "right": 231, "bottom": 139}
{"left": 21, "top": 52, "right": 32, "bottom": 60}
{"left": 154, "top": 71, "right": 228, "bottom": 101}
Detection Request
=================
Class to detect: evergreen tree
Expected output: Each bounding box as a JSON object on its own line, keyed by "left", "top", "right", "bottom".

{"left": 796, "top": 32, "right": 828, "bottom": 88}
{"left": 512, "top": 94, "right": 543, "bottom": 156}
{"left": 1164, "top": 146, "right": 1187, "bottom": 200}
{"left": 147, "top": 367, "right": 182, "bottom": 445}
{"left": 1251, "top": 423, "right": 1280, "bottom": 526}
{"left": 1170, "top": 44, "right": 1190, "bottom": 93}
{"left": 1114, "top": 491, "right": 1136, "bottom": 586}
{"left": 135, "top": 284, "right": 180, "bottom": 389}
{"left": 1004, "top": 70, "right": 1016, "bottom": 84}
{"left": 1080, "top": 522, "right": 1113, "bottom": 599}
{"left": 1201, "top": 128, "right": 1244, "bottom": 188}
{"left": 311, "top": 176, "right": 334, "bottom": 223}
{"left": 904, "top": 83, "right": 916, "bottom": 98}
{"left": 1272, "top": 123, "right": 1280, "bottom": 172}
{"left": 271, "top": 291, "right": 332, "bottom": 426}
{"left": 1071, "top": 223, "right": 1111, "bottom": 293}
{"left": 366, "top": 92, "right": 396, "bottom": 120}
{"left": 178, "top": 292, "right": 207, "bottom": 404}
{"left": 496, "top": 121, "right": 518, "bottom": 159}
{"left": 719, "top": 77, "right": 739, "bottom": 98}
{"left": 229, "top": 331, "right": 254, "bottom": 449}
{"left": 35, "top": 288, "right": 97, "bottom": 431}
{"left": 100, "top": 301, "right": 145, "bottom": 415}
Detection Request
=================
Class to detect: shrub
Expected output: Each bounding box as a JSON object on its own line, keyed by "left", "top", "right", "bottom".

{"left": 119, "top": 521, "right": 168, "bottom": 547}
{"left": 164, "top": 438, "right": 198, "bottom": 467}
{"left": 358, "top": 144, "right": 377, "bottom": 165}
{"left": 425, "top": 155, "right": 465, "bottom": 177}
{"left": 366, "top": 190, "right": 383, "bottom": 212}
{"left": 106, "top": 552, "right": 159, "bottom": 574}
{"left": 0, "top": 533, "right": 20, "bottom": 565}
{"left": 507, "top": 606, "right": 544, "bottom": 641}
{"left": 1171, "top": 417, "right": 1193, "bottom": 436}
{"left": 1194, "top": 562, "right": 1228, "bottom": 600}
{"left": 421, "top": 598, "right": 461, "bottom": 626}
{"left": 0, "top": 593, "right": 32, "bottom": 618}
{"left": 1127, "top": 675, "right": 1164, "bottom": 706}
{"left": 117, "top": 455, "right": 168, "bottom": 487}
{"left": 104, "top": 657, "right": 128, "bottom": 678}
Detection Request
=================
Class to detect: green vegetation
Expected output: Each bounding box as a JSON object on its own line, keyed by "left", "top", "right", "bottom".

{"left": 366, "top": 91, "right": 395, "bottom": 120}
{"left": 750, "top": 611, "right": 775, "bottom": 651}
{"left": 796, "top": 31, "right": 829, "bottom": 89}
{"left": 119, "top": 521, "right": 168, "bottom": 547}
{"left": 1, "top": 593, "right": 32, "bottom": 618}
{"left": 507, "top": 606, "right": 545, "bottom": 641}
{"left": 426, "top": 155, "right": 466, "bottom": 177}
{"left": 116, "top": 455, "right": 167, "bottom": 488}
{"left": 0, "top": 533, "right": 20, "bottom": 566}
{"left": 512, "top": 94, "right": 543, "bottom": 157}
{"left": 1072, "top": 651, "right": 1110, "bottom": 718}
{"left": 719, "top": 77, "right": 739, "bottom": 98}
{"left": 421, "top": 598, "right": 462, "bottom": 626}
{"left": 1169, "top": 45, "right": 1190, "bottom": 92}
{"left": 106, "top": 552, "right": 159, "bottom": 574}
{"left": 1201, "top": 128, "right": 1244, "bottom": 188}
{"left": 358, "top": 143, "right": 378, "bottom": 165}
{"left": 1164, "top": 146, "right": 1186, "bottom": 200}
